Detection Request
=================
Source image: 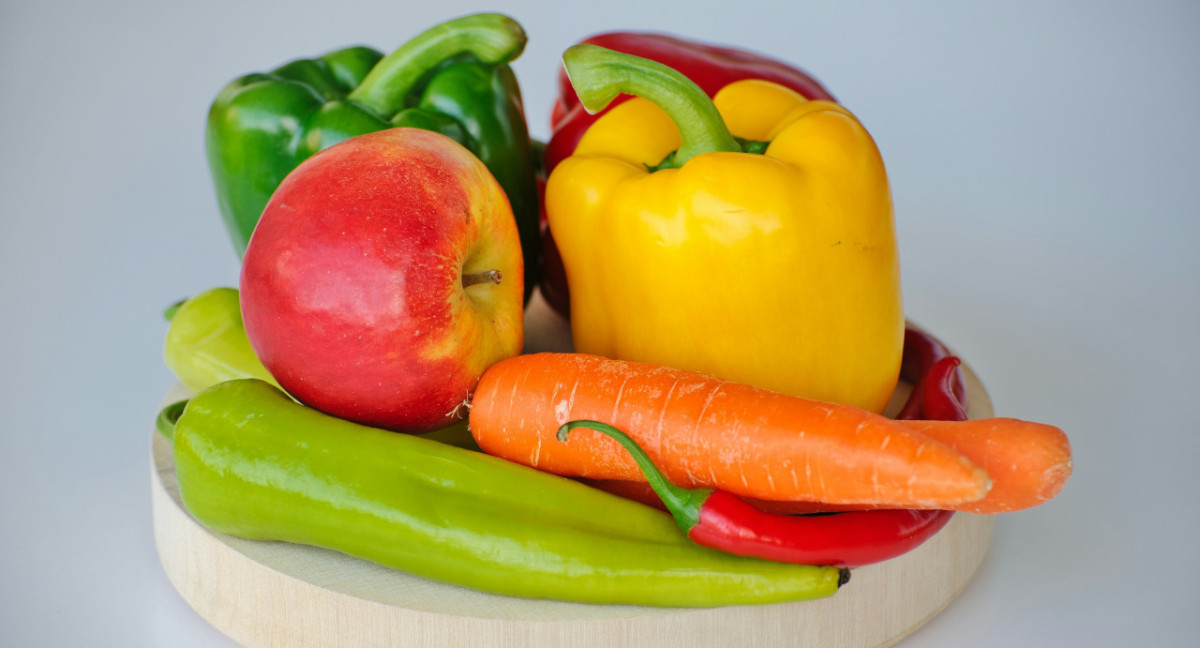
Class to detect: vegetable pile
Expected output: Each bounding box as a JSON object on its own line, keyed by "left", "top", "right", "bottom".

{"left": 159, "top": 12, "right": 1072, "bottom": 608}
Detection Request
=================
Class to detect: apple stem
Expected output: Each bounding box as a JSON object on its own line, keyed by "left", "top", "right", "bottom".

{"left": 462, "top": 269, "right": 502, "bottom": 288}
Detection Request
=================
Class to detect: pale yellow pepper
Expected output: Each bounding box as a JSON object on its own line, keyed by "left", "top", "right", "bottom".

{"left": 545, "top": 45, "right": 903, "bottom": 412}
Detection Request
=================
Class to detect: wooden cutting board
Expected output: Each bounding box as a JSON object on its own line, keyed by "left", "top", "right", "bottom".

{"left": 151, "top": 295, "right": 995, "bottom": 648}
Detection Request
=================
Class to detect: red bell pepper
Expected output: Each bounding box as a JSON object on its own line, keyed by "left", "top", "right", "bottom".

{"left": 538, "top": 31, "right": 837, "bottom": 317}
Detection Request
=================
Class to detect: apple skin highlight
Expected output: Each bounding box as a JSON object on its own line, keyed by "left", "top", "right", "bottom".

{"left": 240, "top": 128, "right": 524, "bottom": 434}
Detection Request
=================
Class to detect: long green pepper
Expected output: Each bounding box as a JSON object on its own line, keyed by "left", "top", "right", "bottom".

{"left": 162, "top": 287, "right": 477, "bottom": 449}
{"left": 158, "top": 379, "right": 846, "bottom": 607}
{"left": 206, "top": 12, "right": 542, "bottom": 300}
{"left": 163, "top": 287, "right": 277, "bottom": 394}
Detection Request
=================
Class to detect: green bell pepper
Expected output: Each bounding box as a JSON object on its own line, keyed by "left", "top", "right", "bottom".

{"left": 205, "top": 12, "right": 542, "bottom": 301}
{"left": 156, "top": 379, "right": 846, "bottom": 606}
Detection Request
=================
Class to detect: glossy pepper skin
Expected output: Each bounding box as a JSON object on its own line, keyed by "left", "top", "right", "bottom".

{"left": 163, "top": 287, "right": 279, "bottom": 394}
{"left": 896, "top": 327, "right": 970, "bottom": 421}
{"left": 206, "top": 13, "right": 541, "bottom": 301}
{"left": 545, "top": 46, "right": 903, "bottom": 413}
{"left": 539, "top": 32, "right": 836, "bottom": 316}
{"left": 157, "top": 379, "right": 845, "bottom": 607}
{"left": 560, "top": 420, "right": 952, "bottom": 568}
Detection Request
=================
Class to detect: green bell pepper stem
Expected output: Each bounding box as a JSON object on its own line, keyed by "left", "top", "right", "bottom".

{"left": 561, "top": 44, "right": 741, "bottom": 168}
{"left": 349, "top": 13, "right": 526, "bottom": 118}
{"left": 558, "top": 420, "right": 711, "bottom": 530}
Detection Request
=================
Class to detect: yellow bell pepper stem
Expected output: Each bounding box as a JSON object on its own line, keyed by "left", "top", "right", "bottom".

{"left": 562, "top": 44, "right": 741, "bottom": 167}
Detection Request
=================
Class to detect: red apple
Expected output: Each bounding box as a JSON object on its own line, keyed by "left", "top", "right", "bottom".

{"left": 240, "top": 128, "right": 524, "bottom": 433}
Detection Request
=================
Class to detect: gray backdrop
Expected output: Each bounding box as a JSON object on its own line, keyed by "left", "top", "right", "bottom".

{"left": 2, "top": 1, "right": 1196, "bottom": 646}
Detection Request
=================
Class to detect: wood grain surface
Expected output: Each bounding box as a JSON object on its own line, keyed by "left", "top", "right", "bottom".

{"left": 151, "top": 294, "right": 996, "bottom": 647}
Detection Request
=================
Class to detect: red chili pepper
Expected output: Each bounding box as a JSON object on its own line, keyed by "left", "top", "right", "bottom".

{"left": 558, "top": 420, "right": 953, "bottom": 568}
{"left": 538, "top": 31, "right": 837, "bottom": 318}
{"left": 921, "top": 356, "right": 968, "bottom": 421}
{"left": 896, "top": 327, "right": 970, "bottom": 422}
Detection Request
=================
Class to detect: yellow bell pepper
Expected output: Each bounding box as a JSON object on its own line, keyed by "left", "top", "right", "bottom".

{"left": 545, "top": 45, "right": 903, "bottom": 413}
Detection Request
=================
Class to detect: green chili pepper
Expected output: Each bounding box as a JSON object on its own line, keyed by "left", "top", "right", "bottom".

{"left": 157, "top": 379, "right": 846, "bottom": 606}
{"left": 162, "top": 287, "right": 476, "bottom": 449}
{"left": 163, "top": 287, "right": 277, "bottom": 394}
{"left": 206, "top": 12, "right": 542, "bottom": 301}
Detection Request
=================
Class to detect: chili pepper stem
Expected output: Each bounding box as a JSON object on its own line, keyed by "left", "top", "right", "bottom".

{"left": 558, "top": 420, "right": 709, "bottom": 530}
{"left": 561, "top": 44, "right": 741, "bottom": 168}
{"left": 348, "top": 13, "right": 526, "bottom": 118}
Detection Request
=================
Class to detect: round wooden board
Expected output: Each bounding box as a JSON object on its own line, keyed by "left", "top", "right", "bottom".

{"left": 151, "top": 294, "right": 995, "bottom": 648}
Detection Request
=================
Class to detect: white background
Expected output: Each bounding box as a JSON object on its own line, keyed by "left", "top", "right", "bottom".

{"left": 2, "top": 1, "right": 1197, "bottom": 646}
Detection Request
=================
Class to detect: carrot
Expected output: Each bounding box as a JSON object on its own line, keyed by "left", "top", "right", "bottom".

{"left": 587, "top": 408, "right": 1074, "bottom": 516}
{"left": 899, "top": 418, "right": 1072, "bottom": 513}
{"left": 586, "top": 416, "right": 1073, "bottom": 514}
{"left": 469, "top": 353, "right": 992, "bottom": 508}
